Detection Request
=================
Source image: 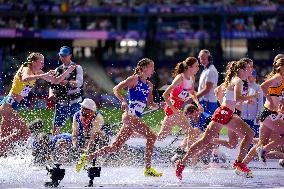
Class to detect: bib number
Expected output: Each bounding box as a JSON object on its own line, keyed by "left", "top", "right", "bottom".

{"left": 21, "top": 85, "right": 33, "bottom": 97}
{"left": 129, "top": 100, "right": 146, "bottom": 115}
{"left": 6, "top": 96, "right": 15, "bottom": 105}
{"left": 178, "top": 89, "right": 189, "bottom": 100}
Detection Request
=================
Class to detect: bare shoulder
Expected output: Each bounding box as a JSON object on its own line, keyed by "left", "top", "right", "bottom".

{"left": 147, "top": 80, "right": 154, "bottom": 87}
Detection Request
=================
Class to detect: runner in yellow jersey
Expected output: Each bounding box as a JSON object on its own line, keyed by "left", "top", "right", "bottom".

{"left": 0, "top": 52, "right": 76, "bottom": 155}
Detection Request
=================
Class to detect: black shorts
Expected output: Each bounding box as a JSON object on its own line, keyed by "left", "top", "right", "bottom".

{"left": 258, "top": 107, "right": 277, "bottom": 122}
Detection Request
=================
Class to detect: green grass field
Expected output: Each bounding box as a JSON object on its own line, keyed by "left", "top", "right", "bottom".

{"left": 19, "top": 108, "right": 228, "bottom": 135}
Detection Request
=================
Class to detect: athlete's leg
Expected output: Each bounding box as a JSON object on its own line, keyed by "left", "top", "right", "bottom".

{"left": 213, "top": 130, "right": 239, "bottom": 149}
{"left": 182, "top": 121, "right": 222, "bottom": 164}
{"left": 224, "top": 115, "right": 254, "bottom": 162}
{"left": 157, "top": 115, "right": 175, "bottom": 140}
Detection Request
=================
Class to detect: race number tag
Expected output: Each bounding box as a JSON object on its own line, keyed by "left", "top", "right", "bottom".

{"left": 177, "top": 89, "right": 189, "bottom": 100}
{"left": 21, "top": 85, "right": 33, "bottom": 97}
{"left": 269, "top": 114, "right": 278, "bottom": 121}
{"left": 129, "top": 100, "right": 146, "bottom": 115}
{"left": 6, "top": 96, "right": 15, "bottom": 105}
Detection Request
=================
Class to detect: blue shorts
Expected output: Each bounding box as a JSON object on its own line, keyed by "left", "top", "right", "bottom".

{"left": 53, "top": 102, "right": 81, "bottom": 128}
{"left": 0, "top": 96, "right": 19, "bottom": 111}
{"left": 199, "top": 100, "right": 218, "bottom": 115}
{"left": 244, "top": 119, "right": 259, "bottom": 138}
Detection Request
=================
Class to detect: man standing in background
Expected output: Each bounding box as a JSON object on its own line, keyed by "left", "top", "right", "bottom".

{"left": 49, "top": 46, "right": 84, "bottom": 135}
{"left": 196, "top": 49, "right": 219, "bottom": 115}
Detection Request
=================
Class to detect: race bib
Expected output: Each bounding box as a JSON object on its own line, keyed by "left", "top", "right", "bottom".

{"left": 129, "top": 100, "right": 146, "bottom": 115}
{"left": 177, "top": 89, "right": 189, "bottom": 100}
{"left": 269, "top": 114, "right": 278, "bottom": 121}
{"left": 21, "top": 85, "right": 33, "bottom": 97}
{"left": 6, "top": 96, "right": 15, "bottom": 105}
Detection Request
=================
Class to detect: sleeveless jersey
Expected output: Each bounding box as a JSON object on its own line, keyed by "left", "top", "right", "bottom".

{"left": 9, "top": 73, "right": 36, "bottom": 97}
{"left": 128, "top": 78, "right": 150, "bottom": 117}
{"left": 164, "top": 75, "right": 193, "bottom": 116}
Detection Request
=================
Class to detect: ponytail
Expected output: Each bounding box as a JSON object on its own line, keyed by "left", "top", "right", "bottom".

{"left": 172, "top": 57, "right": 198, "bottom": 77}
{"left": 224, "top": 61, "right": 237, "bottom": 87}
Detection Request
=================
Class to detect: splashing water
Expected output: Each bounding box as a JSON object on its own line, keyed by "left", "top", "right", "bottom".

{"left": 0, "top": 137, "right": 284, "bottom": 188}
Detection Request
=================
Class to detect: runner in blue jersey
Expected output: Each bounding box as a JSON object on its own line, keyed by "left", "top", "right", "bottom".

{"left": 72, "top": 98, "right": 108, "bottom": 154}
{"left": 171, "top": 104, "right": 214, "bottom": 163}
{"left": 76, "top": 58, "right": 162, "bottom": 177}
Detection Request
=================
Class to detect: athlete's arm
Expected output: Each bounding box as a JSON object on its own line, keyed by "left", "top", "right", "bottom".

{"left": 20, "top": 67, "right": 50, "bottom": 82}
{"left": 162, "top": 74, "right": 183, "bottom": 113}
{"left": 147, "top": 81, "right": 159, "bottom": 110}
{"left": 41, "top": 65, "right": 76, "bottom": 84}
{"left": 71, "top": 114, "right": 79, "bottom": 148}
{"left": 234, "top": 78, "right": 258, "bottom": 102}
{"left": 113, "top": 75, "right": 138, "bottom": 111}
{"left": 86, "top": 114, "right": 104, "bottom": 153}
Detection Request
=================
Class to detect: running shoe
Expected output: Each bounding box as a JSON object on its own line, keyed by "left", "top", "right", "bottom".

{"left": 75, "top": 153, "right": 88, "bottom": 172}
{"left": 256, "top": 146, "right": 267, "bottom": 166}
{"left": 279, "top": 159, "right": 284, "bottom": 167}
{"left": 233, "top": 161, "right": 253, "bottom": 178}
{"left": 144, "top": 167, "right": 163, "bottom": 177}
{"left": 175, "top": 159, "right": 185, "bottom": 180}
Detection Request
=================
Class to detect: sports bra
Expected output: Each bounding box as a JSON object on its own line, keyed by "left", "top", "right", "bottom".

{"left": 9, "top": 72, "right": 36, "bottom": 97}
{"left": 170, "top": 74, "right": 193, "bottom": 101}
{"left": 223, "top": 89, "right": 235, "bottom": 102}
{"left": 268, "top": 80, "right": 284, "bottom": 97}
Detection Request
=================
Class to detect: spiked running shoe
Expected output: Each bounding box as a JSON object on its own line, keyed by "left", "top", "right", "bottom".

{"left": 233, "top": 161, "right": 253, "bottom": 178}
{"left": 144, "top": 167, "right": 163, "bottom": 177}
{"left": 76, "top": 153, "right": 88, "bottom": 172}
{"left": 175, "top": 160, "right": 185, "bottom": 180}
{"left": 256, "top": 146, "right": 267, "bottom": 166}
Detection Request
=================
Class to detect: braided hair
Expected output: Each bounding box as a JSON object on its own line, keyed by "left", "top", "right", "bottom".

{"left": 133, "top": 58, "right": 154, "bottom": 76}
{"left": 224, "top": 60, "right": 248, "bottom": 87}
{"left": 172, "top": 57, "right": 198, "bottom": 77}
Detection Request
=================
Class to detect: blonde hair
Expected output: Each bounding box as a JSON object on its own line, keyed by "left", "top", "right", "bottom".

{"left": 274, "top": 54, "right": 284, "bottom": 63}
{"left": 16, "top": 52, "right": 44, "bottom": 79}
{"left": 266, "top": 57, "right": 284, "bottom": 79}
{"left": 133, "top": 58, "right": 154, "bottom": 76}
{"left": 224, "top": 60, "right": 248, "bottom": 87}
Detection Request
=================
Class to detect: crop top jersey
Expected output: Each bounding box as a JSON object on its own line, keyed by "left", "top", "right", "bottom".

{"left": 268, "top": 80, "right": 284, "bottom": 97}
{"left": 9, "top": 72, "right": 36, "bottom": 97}
{"left": 170, "top": 74, "right": 193, "bottom": 101}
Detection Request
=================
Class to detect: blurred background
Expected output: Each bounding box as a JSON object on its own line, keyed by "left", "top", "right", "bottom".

{"left": 0, "top": 0, "right": 284, "bottom": 111}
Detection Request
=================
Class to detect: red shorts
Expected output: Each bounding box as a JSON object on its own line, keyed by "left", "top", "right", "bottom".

{"left": 212, "top": 106, "right": 234, "bottom": 125}
{"left": 164, "top": 98, "right": 183, "bottom": 116}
